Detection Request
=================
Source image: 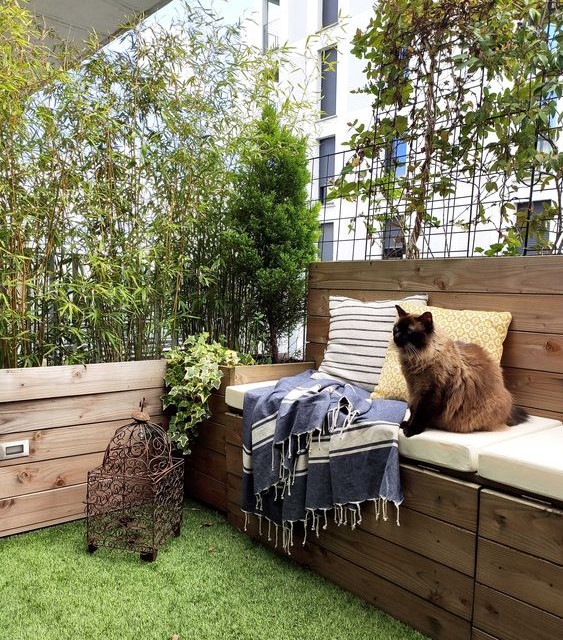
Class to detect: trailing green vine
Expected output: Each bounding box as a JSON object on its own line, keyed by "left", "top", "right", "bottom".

{"left": 332, "top": 0, "right": 563, "bottom": 256}
{"left": 162, "top": 333, "right": 254, "bottom": 455}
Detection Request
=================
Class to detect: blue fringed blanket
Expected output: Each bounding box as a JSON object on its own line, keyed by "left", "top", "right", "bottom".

{"left": 240, "top": 370, "right": 407, "bottom": 552}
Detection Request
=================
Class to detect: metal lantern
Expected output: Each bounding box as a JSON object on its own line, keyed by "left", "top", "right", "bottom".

{"left": 86, "top": 406, "right": 184, "bottom": 561}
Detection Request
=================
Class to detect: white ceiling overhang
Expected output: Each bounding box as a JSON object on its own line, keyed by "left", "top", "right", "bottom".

{"left": 28, "top": 0, "right": 171, "bottom": 52}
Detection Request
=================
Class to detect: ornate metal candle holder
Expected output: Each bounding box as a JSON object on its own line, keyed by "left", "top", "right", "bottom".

{"left": 86, "top": 406, "right": 184, "bottom": 561}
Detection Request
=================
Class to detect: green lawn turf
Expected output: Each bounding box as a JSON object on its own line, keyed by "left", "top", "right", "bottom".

{"left": 0, "top": 500, "right": 428, "bottom": 640}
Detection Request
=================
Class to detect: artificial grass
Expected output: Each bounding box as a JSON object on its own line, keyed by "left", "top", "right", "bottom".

{"left": 0, "top": 500, "right": 428, "bottom": 640}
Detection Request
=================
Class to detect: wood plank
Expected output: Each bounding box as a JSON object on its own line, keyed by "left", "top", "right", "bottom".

{"left": 1, "top": 513, "right": 85, "bottom": 538}
{"left": 307, "top": 288, "right": 421, "bottom": 316}
{"left": 223, "top": 412, "right": 243, "bottom": 447}
{"left": 0, "top": 483, "right": 86, "bottom": 534}
{"left": 306, "top": 317, "right": 563, "bottom": 375}
{"left": 320, "top": 521, "right": 474, "bottom": 620}
{"left": 473, "top": 583, "right": 562, "bottom": 640}
{"left": 0, "top": 417, "right": 164, "bottom": 467}
{"left": 359, "top": 505, "right": 476, "bottom": 576}
{"left": 504, "top": 369, "right": 563, "bottom": 417}
{"left": 308, "top": 256, "right": 563, "bottom": 295}
{"left": 401, "top": 464, "right": 479, "bottom": 532}
{"left": 225, "top": 442, "right": 241, "bottom": 477}
{"left": 0, "top": 452, "right": 103, "bottom": 499}
{"left": 479, "top": 490, "right": 563, "bottom": 565}
{"left": 184, "top": 468, "right": 226, "bottom": 512}
{"left": 308, "top": 289, "right": 563, "bottom": 334}
{"left": 0, "top": 387, "right": 164, "bottom": 435}
{"left": 501, "top": 331, "right": 563, "bottom": 374}
{"left": 305, "top": 341, "right": 326, "bottom": 368}
{"left": 217, "top": 362, "right": 314, "bottom": 394}
{"left": 471, "top": 630, "right": 499, "bottom": 640}
{"left": 227, "top": 470, "right": 242, "bottom": 507}
{"left": 208, "top": 394, "right": 228, "bottom": 421}
{"left": 191, "top": 420, "right": 225, "bottom": 455}
{"left": 187, "top": 447, "right": 226, "bottom": 484}
{"left": 229, "top": 504, "right": 471, "bottom": 640}
{"left": 476, "top": 538, "right": 563, "bottom": 616}
{"left": 0, "top": 359, "right": 167, "bottom": 403}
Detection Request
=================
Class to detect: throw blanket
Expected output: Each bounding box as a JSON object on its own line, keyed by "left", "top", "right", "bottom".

{"left": 241, "top": 370, "right": 407, "bottom": 553}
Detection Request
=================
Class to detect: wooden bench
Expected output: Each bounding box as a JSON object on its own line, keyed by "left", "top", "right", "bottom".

{"left": 191, "top": 255, "right": 563, "bottom": 640}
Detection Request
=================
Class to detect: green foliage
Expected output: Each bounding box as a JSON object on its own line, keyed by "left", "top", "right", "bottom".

{"left": 0, "top": 0, "right": 317, "bottom": 368}
{"left": 332, "top": 0, "right": 563, "bottom": 257}
{"left": 162, "top": 333, "right": 254, "bottom": 454}
{"left": 227, "top": 105, "right": 320, "bottom": 362}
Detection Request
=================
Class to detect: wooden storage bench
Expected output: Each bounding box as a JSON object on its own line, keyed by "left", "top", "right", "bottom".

{"left": 189, "top": 255, "right": 563, "bottom": 640}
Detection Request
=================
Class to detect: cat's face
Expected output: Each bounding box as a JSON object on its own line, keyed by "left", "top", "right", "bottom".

{"left": 392, "top": 306, "right": 434, "bottom": 351}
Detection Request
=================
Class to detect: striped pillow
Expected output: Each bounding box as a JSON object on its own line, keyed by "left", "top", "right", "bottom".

{"left": 316, "top": 294, "right": 428, "bottom": 390}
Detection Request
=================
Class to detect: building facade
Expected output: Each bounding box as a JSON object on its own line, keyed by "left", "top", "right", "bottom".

{"left": 254, "top": 0, "right": 562, "bottom": 262}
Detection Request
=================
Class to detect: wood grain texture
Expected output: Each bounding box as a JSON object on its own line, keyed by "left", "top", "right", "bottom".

{"left": 0, "top": 452, "right": 103, "bottom": 499}
{"left": 225, "top": 442, "right": 241, "bottom": 477}
{"left": 308, "top": 289, "right": 563, "bottom": 334}
{"left": 187, "top": 447, "right": 226, "bottom": 484}
{"left": 359, "top": 505, "right": 477, "bottom": 576}
{"left": 401, "top": 464, "right": 479, "bottom": 532}
{"left": 308, "top": 256, "right": 563, "bottom": 295}
{"left": 479, "top": 490, "right": 563, "bottom": 565}
{"left": 471, "top": 630, "right": 500, "bottom": 640}
{"left": 223, "top": 412, "right": 243, "bottom": 447}
{"left": 0, "top": 417, "right": 164, "bottom": 467}
{"left": 0, "top": 387, "right": 164, "bottom": 435}
{"left": 0, "top": 359, "right": 166, "bottom": 403}
{"left": 184, "top": 468, "right": 226, "bottom": 512}
{"left": 476, "top": 538, "right": 563, "bottom": 616}
{"left": 321, "top": 521, "right": 474, "bottom": 619}
{"left": 190, "top": 420, "right": 225, "bottom": 455}
{"left": 473, "top": 584, "right": 562, "bottom": 640}
{"left": 218, "top": 362, "right": 314, "bottom": 394}
{"left": 0, "top": 483, "right": 86, "bottom": 535}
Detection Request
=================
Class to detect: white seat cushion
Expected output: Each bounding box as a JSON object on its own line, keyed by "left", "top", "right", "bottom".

{"left": 398, "top": 415, "right": 562, "bottom": 472}
{"left": 225, "top": 380, "right": 278, "bottom": 411}
{"left": 478, "top": 426, "right": 563, "bottom": 502}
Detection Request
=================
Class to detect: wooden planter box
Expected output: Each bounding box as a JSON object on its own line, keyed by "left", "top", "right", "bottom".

{"left": 0, "top": 360, "right": 167, "bottom": 538}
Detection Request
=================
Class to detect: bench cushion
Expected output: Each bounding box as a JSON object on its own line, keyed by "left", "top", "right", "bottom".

{"left": 225, "top": 380, "right": 277, "bottom": 411}
{"left": 478, "top": 427, "right": 563, "bottom": 502}
{"left": 398, "top": 415, "right": 562, "bottom": 472}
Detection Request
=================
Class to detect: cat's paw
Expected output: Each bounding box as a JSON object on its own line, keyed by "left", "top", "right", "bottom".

{"left": 401, "top": 421, "right": 423, "bottom": 438}
{"left": 399, "top": 420, "right": 412, "bottom": 438}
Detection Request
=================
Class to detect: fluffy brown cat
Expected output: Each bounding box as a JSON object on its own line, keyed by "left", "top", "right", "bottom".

{"left": 393, "top": 305, "right": 528, "bottom": 437}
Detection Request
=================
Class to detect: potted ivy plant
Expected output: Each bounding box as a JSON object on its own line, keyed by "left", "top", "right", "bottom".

{"left": 162, "top": 333, "right": 254, "bottom": 455}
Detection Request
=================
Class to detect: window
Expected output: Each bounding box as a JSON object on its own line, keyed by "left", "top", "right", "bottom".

{"left": 319, "top": 222, "right": 334, "bottom": 261}
{"left": 384, "top": 138, "right": 407, "bottom": 177}
{"left": 382, "top": 218, "right": 404, "bottom": 259}
{"left": 322, "top": 0, "right": 338, "bottom": 28}
{"left": 263, "top": 0, "right": 280, "bottom": 50}
{"left": 320, "top": 47, "right": 337, "bottom": 118}
{"left": 516, "top": 200, "right": 551, "bottom": 255}
{"left": 318, "top": 136, "right": 335, "bottom": 203}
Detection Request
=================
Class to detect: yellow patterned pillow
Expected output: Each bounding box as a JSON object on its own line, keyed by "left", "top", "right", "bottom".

{"left": 371, "top": 303, "right": 512, "bottom": 401}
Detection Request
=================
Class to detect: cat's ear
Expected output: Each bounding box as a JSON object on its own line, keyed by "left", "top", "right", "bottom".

{"left": 395, "top": 305, "right": 408, "bottom": 317}
{"left": 418, "top": 311, "right": 434, "bottom": 330}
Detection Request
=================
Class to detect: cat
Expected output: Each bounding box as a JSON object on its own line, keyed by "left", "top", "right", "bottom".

{"left": 393, "top": 305, "right": 528, "bottom": 437}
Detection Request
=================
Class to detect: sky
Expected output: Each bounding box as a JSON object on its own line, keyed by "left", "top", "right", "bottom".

{"left": 155, "top": 0, "right": 257, "bottom": 26}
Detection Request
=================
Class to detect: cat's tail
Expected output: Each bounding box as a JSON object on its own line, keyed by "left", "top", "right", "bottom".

{"left": 507, "top": 405, "right": 529, "bottom": 426}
